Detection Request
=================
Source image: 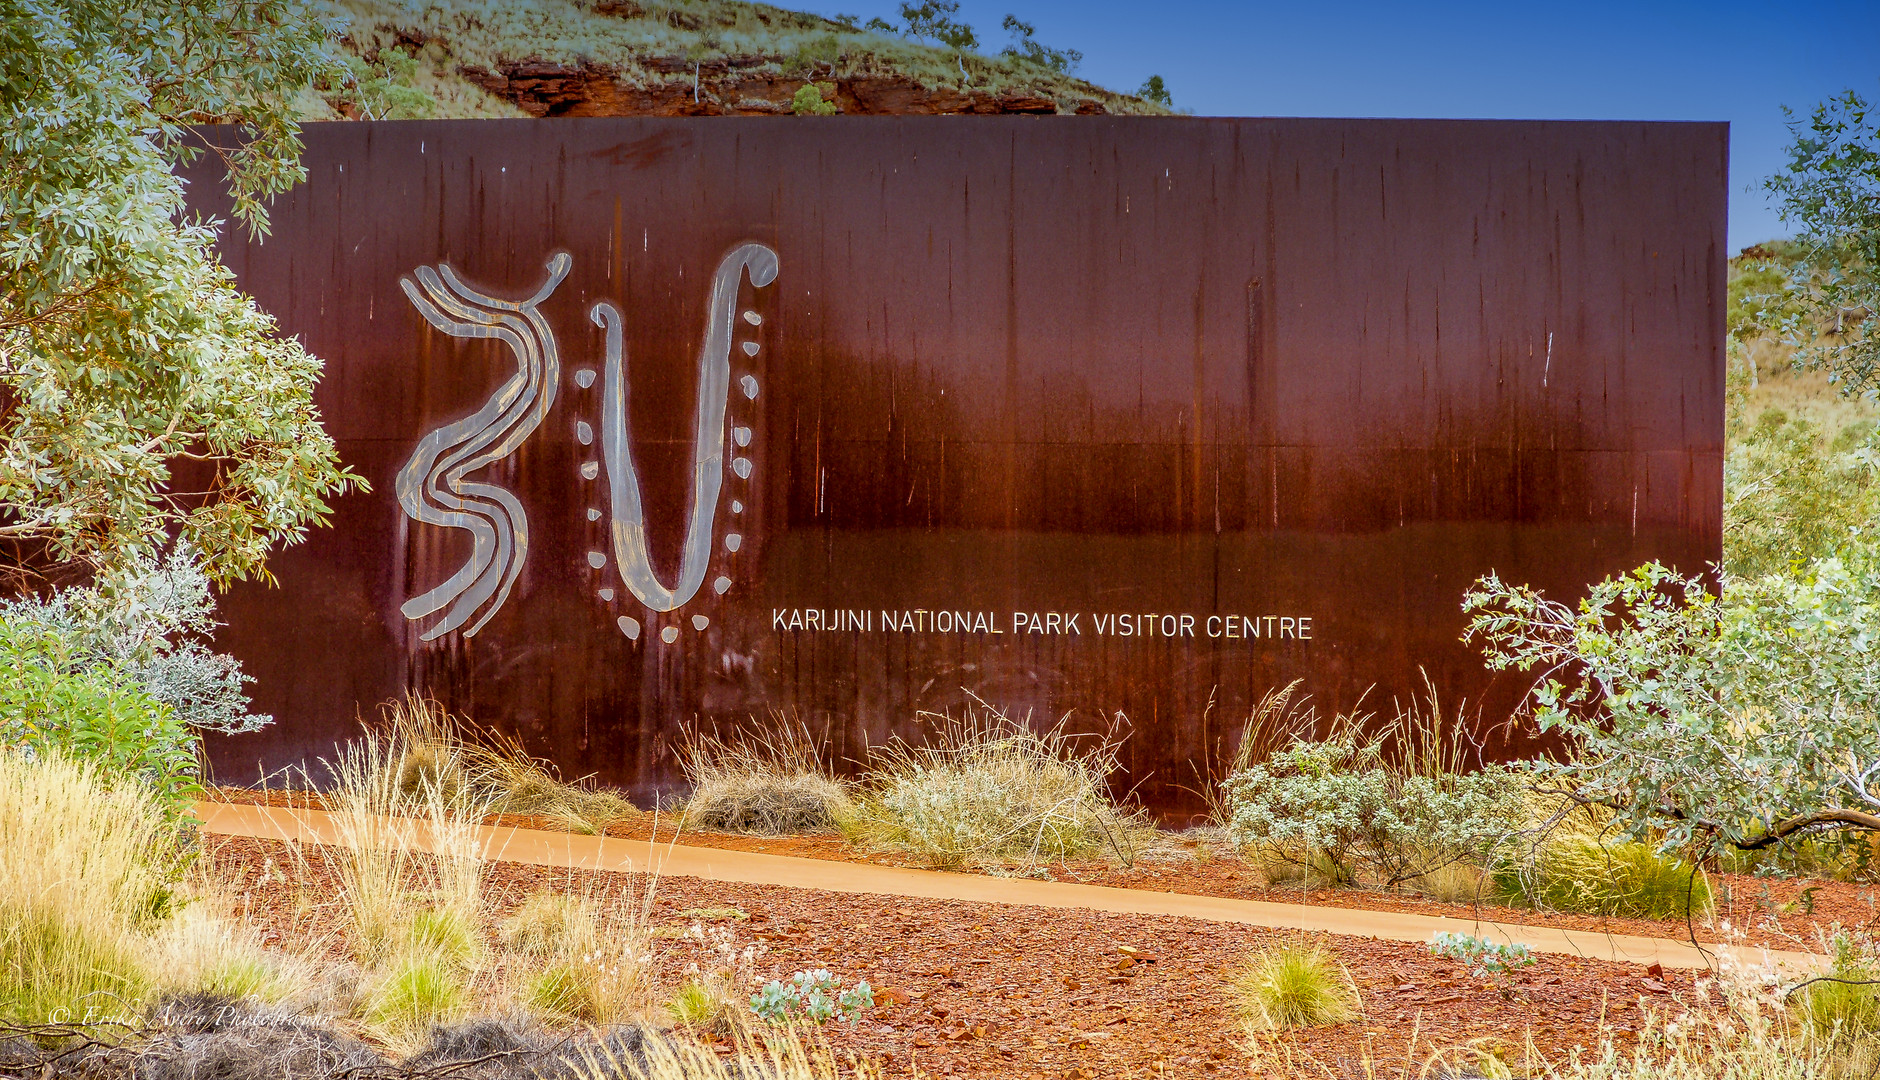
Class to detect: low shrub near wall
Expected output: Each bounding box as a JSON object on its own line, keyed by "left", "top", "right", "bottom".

{"left": 839, "top": 705, "right": 1157, "bottom": 870}
{"left": 0, "top": 622, "right": 195, "bottom": 807}
{"left": 1220, "top": 712, "right": 1525, "bottom": 891}
{"left": 677, "top": 718, "right": 852, "bottom": 836}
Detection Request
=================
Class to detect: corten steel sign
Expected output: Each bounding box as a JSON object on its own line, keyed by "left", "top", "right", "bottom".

{"left": 189, "top": 117, "right": 1726, "bottom": 814}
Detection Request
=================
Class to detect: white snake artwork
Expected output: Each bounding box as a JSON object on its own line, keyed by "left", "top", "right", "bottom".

{"left": 393, "top": 244, "right": 777, "bottom": 643}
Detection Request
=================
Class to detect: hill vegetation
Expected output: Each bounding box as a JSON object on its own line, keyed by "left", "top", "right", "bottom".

{"left": 309, "top": 0, "right": 1167, "bottom": 119}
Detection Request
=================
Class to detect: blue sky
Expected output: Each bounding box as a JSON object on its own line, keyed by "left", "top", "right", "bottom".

{"left": 822, "top": 0, "right": 1878, "bottom": 251}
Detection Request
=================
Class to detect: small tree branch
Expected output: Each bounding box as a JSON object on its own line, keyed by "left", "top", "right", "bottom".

{"left": 1529, "top": 785, "right": 1880, "bottom": 850}
{"left": 1733, "top": 808, "right": 1880, "bottom": 850}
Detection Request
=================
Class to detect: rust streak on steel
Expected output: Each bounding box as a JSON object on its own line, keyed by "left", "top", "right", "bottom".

{"left": 185, "top": 117, "right": 1726, "bottom": 818}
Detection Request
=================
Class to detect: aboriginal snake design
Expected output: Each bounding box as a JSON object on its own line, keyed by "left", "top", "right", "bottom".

{"left": 394, "top": 255, "right": 568, "bottom": 640}
{"left": 395, "top": 245, "right": 774, "bottom": 643}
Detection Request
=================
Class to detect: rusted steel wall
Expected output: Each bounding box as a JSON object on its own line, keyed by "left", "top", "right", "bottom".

{"left": 189, "top": 117, "right": 1726, "bottom": 816}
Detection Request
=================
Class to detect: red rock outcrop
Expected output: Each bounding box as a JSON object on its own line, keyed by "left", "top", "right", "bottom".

{"left": 460, "top": 62, "right": 1102, "bottom": 117}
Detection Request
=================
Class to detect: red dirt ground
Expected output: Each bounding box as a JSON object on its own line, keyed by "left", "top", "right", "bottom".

{"left": 207, "top": 832, "right": 1706, "bottom": 1079}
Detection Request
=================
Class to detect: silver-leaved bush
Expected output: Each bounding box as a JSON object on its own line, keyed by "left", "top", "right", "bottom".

{"left": 0, "top": 545, "right": 269, "bottom": 735}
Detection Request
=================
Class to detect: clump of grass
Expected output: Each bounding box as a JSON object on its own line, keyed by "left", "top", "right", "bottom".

{"left": 521, "top": 954, "right": 646, "bottom": 1024}
{"left": 571, "top": 1023, "right": 878, "bottom": 1080}
{"left": 469, "top": 730, "right": 640, "bottom": 834}
{"left": 1536, "top": 957, "right": 1832, "bottom": 1080}
{"left": 1227, "top": 943, "right": 1360, "bottom": 1031}
{"left": 361, "top": 695, "right": 639, "bottom": 834}
{"left": 678, "top": 716, "right": 852, "bottom": 836}
{"left": 1248, "top": 943, "right": 1852, "bottom": 1079}
{"left": 407, "top": 905, "right": 481, "bottom": 967}
{"left": 516, "top": 940, "right": 649, "bottom": 1025}
{"left": 1407, "top": 858, "right": 1490, "bottom": 903}
{"left": 151, "top": 901, "right": 308, "bottom": 1005}
{"left": 665, "top": 920, "right": 766, "bottom": 1038}
{"left": 320, "top": 712, "right": 492, "bottom": 966}
{"left": 667, "top": 977, "right": 734, "bottom": 1030}
{"left": 1798, "top": 933, "right": 1880, "bottom": 1046}
{"left": 0, "top": 750, "right": 178, "bottom": 1023}
{"left": 504, "top": 880, "right": 655, "bottom": 1026}
{"left": 319, "top": 723, "right": 490, "bottom": 1045}
{"left": 380, "top": 693, "right": 469, "bottom": 806}
{"left": 521, "top": 960, "right": 597, "bottom": 1021}
{"left": 501, "top": 890, "right": 599, "bottom": 958}
{"left": 367, "top": 950, "right": 469, "bottom": 1040}
{"left": 1495, "top": 813, "right": 1713, "bottom": 920}
{"left": 840, "top": 702, "right": 1154, "bottom": 870}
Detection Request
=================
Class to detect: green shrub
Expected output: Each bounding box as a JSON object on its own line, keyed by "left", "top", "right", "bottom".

{"left": 1465, "top": 553, "right": 1880, "bottom": 859}
{"left": 0, "top": 544, "right": 272, "bottom": 734}
{"left": 1726, "top": 407, "right": 1880, "bottom": 578}
{"left": 1495, "top": 831, "right": 1712, "bottom": 920}
{"left": 1189, "top": 680, "right": 1312, "bottom": 827}
{"left": 750, "top": 969, "right": 874, "bottom": 1027}
{"left": 0, "top": 619, "right": 197, "bottom": 809}
{"left": 790, "top": 82, "right": 837, "bottom": 114}
{"left": 1227, "top": 944, "right": 1358, "bottom": 1031}
{"left": 0, "top": 544, "right": 292, "bottom": 811}
{"left": 1430, "top": 932, "right": 1536, "bottom": 999}
{"left": 840, "top": 708, "right": 1152, "bottom": 869}
{"left": 1222, "top": 727, "right": 1524, "bottom": 889}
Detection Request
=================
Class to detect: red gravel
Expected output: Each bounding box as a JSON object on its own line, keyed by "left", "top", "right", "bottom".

{"left": 206, "top": 833, "right": 1700, "bottom": 1078}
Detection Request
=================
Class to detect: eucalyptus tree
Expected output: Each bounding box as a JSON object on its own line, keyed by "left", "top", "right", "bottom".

{"left": 1765, "top": 88, "right": 1879, "bottom": 396}
{"left": 1, "top": 0, "right": 366, "bottom": 588}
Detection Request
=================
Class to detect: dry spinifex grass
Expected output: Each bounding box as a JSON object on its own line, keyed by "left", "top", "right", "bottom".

{"left": 336, "top": 693, "right": 639, "bottom": 834}
{"left": 675, "top": 714, "right": 852, "bottom": 836}
{"left": 839, "top": 698, "right": 1157, "bottom": 870}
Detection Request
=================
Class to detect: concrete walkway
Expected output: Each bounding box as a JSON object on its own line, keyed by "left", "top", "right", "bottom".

{"left": 197, "top": 801, "right": 1820, "bottom": 974}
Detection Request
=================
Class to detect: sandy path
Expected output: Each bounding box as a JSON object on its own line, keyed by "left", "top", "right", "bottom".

{"left": 195, "top": 801, "right": 1820, "bottom": 974}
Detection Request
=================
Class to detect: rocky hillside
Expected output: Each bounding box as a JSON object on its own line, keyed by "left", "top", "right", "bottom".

{"left": 317, "top": 0, "right": 1164, "bottom": 119}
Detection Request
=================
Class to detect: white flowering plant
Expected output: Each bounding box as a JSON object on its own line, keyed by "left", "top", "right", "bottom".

{"left": 672, "top": 920, "right": 768, "bottom": 1029}
{"left": 0, "top": 545, "right": 269, "bottom": 735}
